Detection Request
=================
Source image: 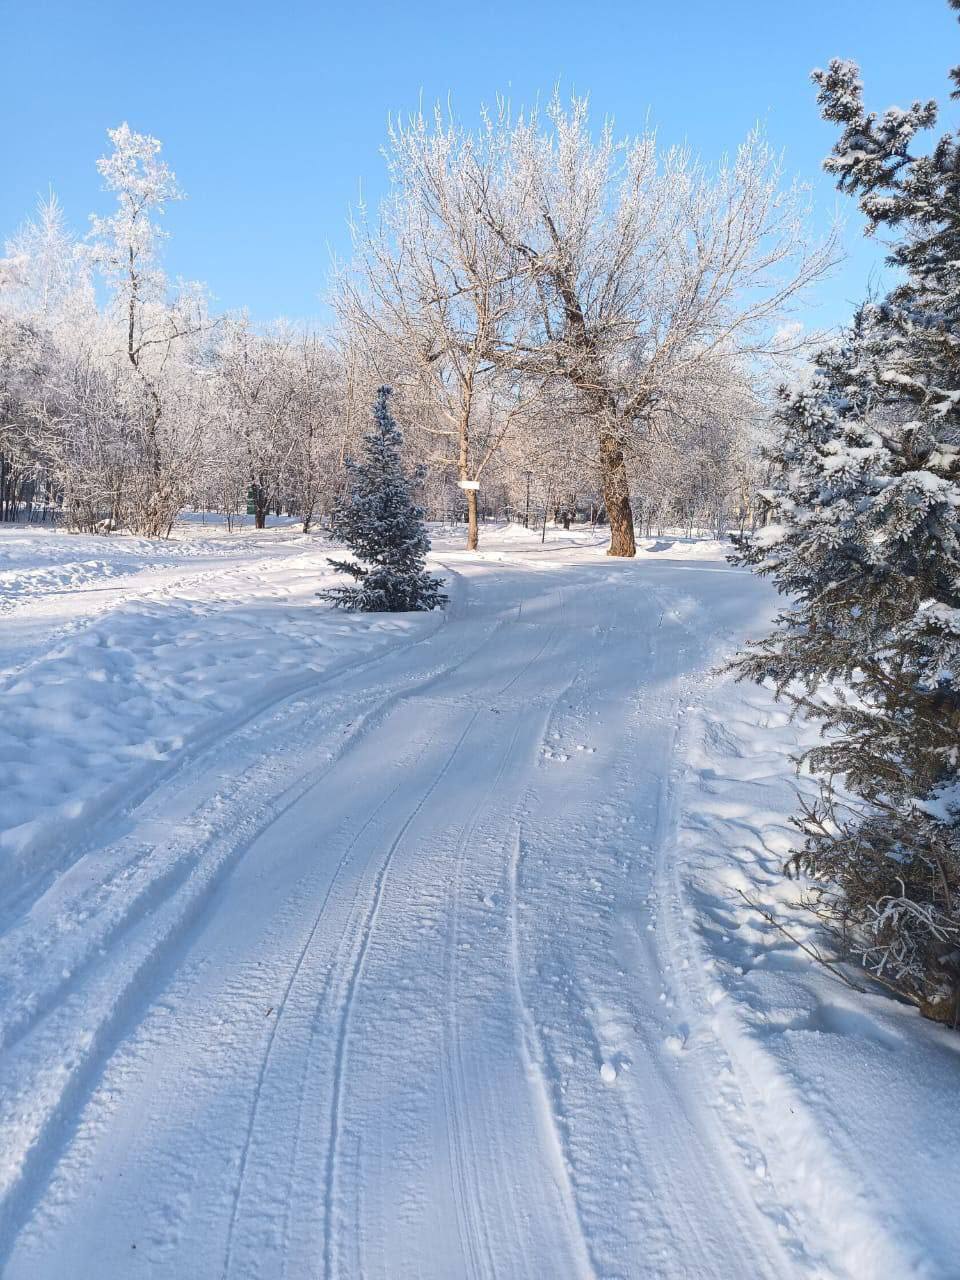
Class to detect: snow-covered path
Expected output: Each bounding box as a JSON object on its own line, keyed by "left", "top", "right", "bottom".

{"left": 1, "top": 531, "right": 957, "bottom": 1278}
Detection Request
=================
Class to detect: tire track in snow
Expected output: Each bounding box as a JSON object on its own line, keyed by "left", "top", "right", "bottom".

{"left": 587, "top": 596, "right": 800, "bottom": 1276}
{"left": 1, "top": 593, "right": 473, "bottom": 1059}
{"left": 321, "top": 710, "right": 481, "bottom": 1280}
{"left": 0, "top": 574, "right": 499, "bottom": 1274}
{"left": 441, "top": 712, "right": 528, "bottom": 1280}
{"left": 220, "top": 755, "right": 423, "bottom": 1280}
{"left": 492, "top": 608, "right": 619, "bottom": 1280}
{"left": 0, "top": 557, "right": 458, "bottom": 928}
{"left": 325, "top": 609, "right": 565, "bottom": 1278}
{"left": 0, "top": 676, "right": 395, "bottom": 1060}
{"left": 240, "top": 624, "right": 535, "bottom": 1274}
{"left": 437, "top": 602, "right": 601, "bottom": 1280}
{"left": 508, "top": 825, "right": 598, "bottom": 1280}
{"left": 0, "top": 550, "right": 468, "bottom": 931}
{"left": 439, "top": 612, "right": 569, "bottom": 1279}
{"left": 269, "top": 712, "right": 463, "bottom": 1280}
{"left": 0, "top": 682, "right": 434, "bottom": 1275}
{"left": 218, "top": 612, "right": 528, "bottom": 1278}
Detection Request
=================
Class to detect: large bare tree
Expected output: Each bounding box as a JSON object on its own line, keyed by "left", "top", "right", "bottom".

{"left": 364, "top": 97, "right": 836, "bottom": 555}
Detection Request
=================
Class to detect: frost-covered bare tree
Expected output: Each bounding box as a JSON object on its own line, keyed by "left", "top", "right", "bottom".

{"left": 630, "top": 352, "right": 764, "bottom": 536}
{"left": 0, "top": 314, "right": 47, "bottom": 521}
{"left": 339, "top": 109, "right": 544, "bottom": 550}
{"left": 88, "top": 123, "right": 208, "bottom": 536}
{"left": 286, "top": 333, "right": 343, "bottom": 532}
{"left": 42, "top": 342, "right": 137, "bottom": 531}
{"left": 394, "top": 96, "right": 836, "bottom": 555}
{"left": 4, "top": 195, "right": 88, "bottom": 324}
{"left": 1, "top": 197, "right": 100, "bottom": 524}
{"left": 213, "top": 316, "right": 305, "bottom": 529}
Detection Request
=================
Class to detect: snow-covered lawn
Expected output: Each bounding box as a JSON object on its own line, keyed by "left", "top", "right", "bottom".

{"left": 0, "top": 519, "right": 956, "bottom": 1278}
{"left": 1, "top": 518, "right": 439, "bottom": 900}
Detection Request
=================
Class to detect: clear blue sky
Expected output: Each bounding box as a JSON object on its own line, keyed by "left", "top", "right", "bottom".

{"left": 3, "top": 0, "right": 958, "bottom": 332}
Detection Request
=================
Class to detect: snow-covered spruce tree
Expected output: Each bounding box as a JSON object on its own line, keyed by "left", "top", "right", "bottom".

{"left": 321, "top": 387, "right": 447, "bottom": 612}
{"left": 731, "top": 20, "right": 960, "bottom": 1025}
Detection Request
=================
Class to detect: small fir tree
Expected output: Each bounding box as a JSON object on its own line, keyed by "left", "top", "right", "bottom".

{"left": 731, "top": 7, "right": 960, "bottom": 1024}
{"left": 321, "top": 387, "right": 447, "bottom": 612}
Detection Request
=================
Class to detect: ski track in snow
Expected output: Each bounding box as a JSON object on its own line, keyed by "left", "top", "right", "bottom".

{"left": 1, "top": 523, "right": 957, "bottom": 1279}
{"left": 508, "top": 825, "right": 599, "bottom": 1280}
{"left": 320, "top": 708, "right": 481, "bottom": 1280}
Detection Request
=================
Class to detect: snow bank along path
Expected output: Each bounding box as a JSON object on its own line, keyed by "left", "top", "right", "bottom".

{"left": 0, "top": 526, "right": 957, "bottom": 1278}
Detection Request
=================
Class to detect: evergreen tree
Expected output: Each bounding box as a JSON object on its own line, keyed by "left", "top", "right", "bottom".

{"left": 321, "top": 387, "right": 447, "bottom": 612}
{"left": 731, "top": 8, "right": 960, "bottom": 1024}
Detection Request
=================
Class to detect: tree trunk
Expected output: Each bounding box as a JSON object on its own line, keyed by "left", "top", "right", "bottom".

{"left": 254, "top": 482, "right": 269, "bottom": 530}
{"left": 457, "top": 399, "right": 480, "bottom": 552}
{"left": 140, "top": 405, "right": 172, "bottom": 539}
{"left": 466, "top": 488, "right": 479, "bottom": 551}
{"left": 599, "top": 430, "right": 636, "bottom": 557}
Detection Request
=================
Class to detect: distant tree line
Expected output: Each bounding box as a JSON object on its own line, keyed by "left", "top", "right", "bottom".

{"left": 0, "top": 102, "right": 833, "bottom": 549}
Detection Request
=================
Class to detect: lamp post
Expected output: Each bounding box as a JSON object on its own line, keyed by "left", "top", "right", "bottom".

{"left": 524, "top": 471, "right": 532, "bottom": 528}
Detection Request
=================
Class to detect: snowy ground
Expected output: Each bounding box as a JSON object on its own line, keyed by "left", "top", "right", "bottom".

{"left": 0, "top": 518, "right": 957, "bottom": 1279}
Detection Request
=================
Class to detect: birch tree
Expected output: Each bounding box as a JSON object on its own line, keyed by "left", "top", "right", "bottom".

{"left": 88, "top": 123, "right": 205, "bottom": 536}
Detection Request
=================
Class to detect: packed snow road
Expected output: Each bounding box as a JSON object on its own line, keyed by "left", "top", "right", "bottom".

{"left": 2, "top": 530, "right": 955, "bottom": 1279}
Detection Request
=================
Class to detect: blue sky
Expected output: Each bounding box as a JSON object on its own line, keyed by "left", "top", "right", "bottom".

{"left": 4, "top": 0, "right": 958, "bottom": 332}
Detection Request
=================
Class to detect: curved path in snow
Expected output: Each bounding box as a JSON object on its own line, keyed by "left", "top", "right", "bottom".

{"left": 0, "top": 542, "right": 814, "bottom": 1279}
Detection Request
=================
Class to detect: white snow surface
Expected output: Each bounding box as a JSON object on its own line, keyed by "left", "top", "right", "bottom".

{"left": 0, "top": 517, "right": 957, "bottom": 1279}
